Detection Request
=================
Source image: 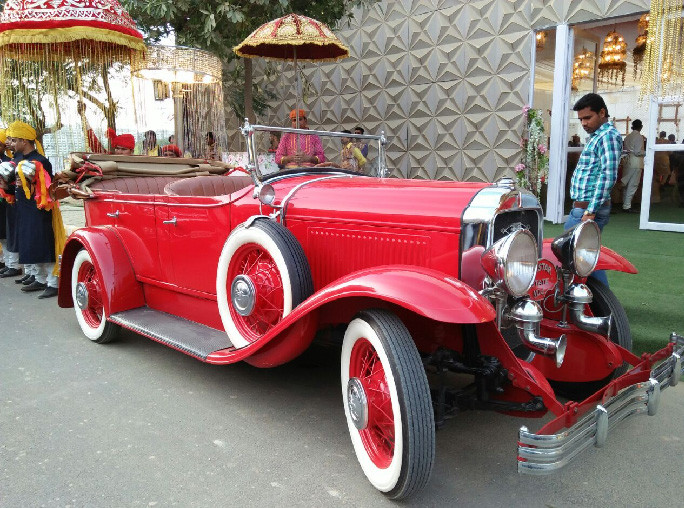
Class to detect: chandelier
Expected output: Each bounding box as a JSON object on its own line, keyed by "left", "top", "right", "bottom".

{"left": 535, "top": 31, "right": 547, "bottom": 50}
{"left": 598, "top": 30, "right": 627, "bottom": 86}
{"left": 571, "top": 49, "right": 594, "bottom": 91}
{"left": 633, "top": 14, "right": 649, "bottom": 78}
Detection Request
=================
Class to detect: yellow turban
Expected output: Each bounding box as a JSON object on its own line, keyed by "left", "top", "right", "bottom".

{"left": 0, "top": 129, "right": 6, "bottom": 144}
{"left": 7, "top": 121, "right": 44, "bottom": 156}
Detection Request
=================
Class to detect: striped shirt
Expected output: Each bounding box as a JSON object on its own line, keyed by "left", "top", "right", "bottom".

{"left": 570, "top": 121, "right": 622, "bottom": 213}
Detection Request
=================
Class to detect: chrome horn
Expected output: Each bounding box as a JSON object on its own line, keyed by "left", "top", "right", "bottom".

{"left": 508, "top": 300, "right": 567, "bottom": 368}
{"left": 565, "top": 284, "right": 612, "bottom": 336}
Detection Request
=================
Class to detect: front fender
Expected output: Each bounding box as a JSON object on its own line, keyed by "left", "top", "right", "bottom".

{"left": 542, "top": 239, "right": 637, "bottom": 274}
{"left": 206, "top": 266, "right": 496, "bottom": 365}
{"left": 58, "top": 227, "right": 145, "bottom": 315}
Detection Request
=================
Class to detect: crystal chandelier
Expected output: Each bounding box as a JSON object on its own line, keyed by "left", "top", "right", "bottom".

{"left": 535, "top": 31, "right": 547, "bottom": 50}
{"left": 598, "top": 30, "right": 627, "bottom": 86}
{"left": 572, "top": 49, "right": 594, "bottom": 90}
{"left": 633, "top": 14, "right": 649, "bottom": 78}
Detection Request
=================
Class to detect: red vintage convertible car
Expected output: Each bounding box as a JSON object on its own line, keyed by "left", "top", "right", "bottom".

{"left": 58, "top": 123, "right": 684, "bottom": 500}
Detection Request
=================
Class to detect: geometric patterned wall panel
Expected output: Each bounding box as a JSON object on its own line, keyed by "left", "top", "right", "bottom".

{"left": 230, "top": 0, "right": 649, "bottom": 181}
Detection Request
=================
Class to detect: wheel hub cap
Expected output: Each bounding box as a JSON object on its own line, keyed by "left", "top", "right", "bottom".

{"left": 231, "top": 275, "right": 256, "bottom": 316}
{"left": 347, "top": 377, "right": 368, "bottom": 431}
{"left": 75, "top": 282, "right": 89, "bottom": 310}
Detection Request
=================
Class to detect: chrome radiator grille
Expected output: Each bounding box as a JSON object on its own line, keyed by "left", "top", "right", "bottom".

{"left": 492, "top": 209, "right": 541, "bottom": 246}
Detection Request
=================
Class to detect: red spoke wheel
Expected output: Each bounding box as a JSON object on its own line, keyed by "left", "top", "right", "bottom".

{"left": 217, "top": 219, "right": 313, "bottom": 348}
{"left": 71, "top": 250, "right": 119, "bottom": 343}
{"left": 341, "top": 309, "right": 434, "bottom": 500}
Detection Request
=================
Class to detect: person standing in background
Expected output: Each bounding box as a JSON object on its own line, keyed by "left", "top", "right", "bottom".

{"left": 139, "top": 130, "right": 161, "bottom": 156}
{"left": 565, "top": 93, "right": 622, "bottom": 288}
{"left": 353, "top": 126, "right": 369, "bottom": 158}
{"left": 621, "top": 119, "right": 645, "bottom": 213}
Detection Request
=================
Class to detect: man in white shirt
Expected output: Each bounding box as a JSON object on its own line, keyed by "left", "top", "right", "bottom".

{"left": 621, "top": 119, "right": 645, "bottom": 212}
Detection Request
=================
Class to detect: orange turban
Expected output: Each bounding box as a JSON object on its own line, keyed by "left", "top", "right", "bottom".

{"left": 289, "top": 109, "right": 306, "bottom": 120}
{"left": 112, "top": 133, "right": 135, "bottom": 150}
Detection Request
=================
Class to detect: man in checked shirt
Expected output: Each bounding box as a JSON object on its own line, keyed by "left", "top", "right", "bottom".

{"left": 566, "top": 93, "right": 622, "bottom": 288}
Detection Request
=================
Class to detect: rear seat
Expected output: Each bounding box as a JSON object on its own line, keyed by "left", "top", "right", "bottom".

{"left": 90, "top": 176, "right": 181, "bottom": 195}
{"left": 164, "top": 175, "right": 253, "bottom": 197}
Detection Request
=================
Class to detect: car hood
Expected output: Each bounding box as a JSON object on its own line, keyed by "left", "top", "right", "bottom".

{"left": 276, "top": 175, "right": 490, "bottom": 232}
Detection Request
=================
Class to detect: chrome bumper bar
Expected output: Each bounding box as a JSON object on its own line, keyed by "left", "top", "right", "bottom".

{"left": 518, "top": 334, "right": 684, "bottom": 475}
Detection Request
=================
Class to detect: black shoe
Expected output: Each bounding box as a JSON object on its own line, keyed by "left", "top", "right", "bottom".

{"left": 0, "top": 266, "right": 7, "bottom": 275}
{"left": 38, "top": 286, "right": 58, "bottom": 299}
{"left": 16, "top": 274, "right": 32, "bottom": 284}
{"left": 21, "top": 275, "right": 36, "bottom": 285}
{"left": 624, "top": 208, "right": 639, "bottom": 214}
{"left": 0, "top": 262, "right": 5, "bottom": 270}
{"left": 0, "top": 267, "right": 22, "bottom": 278}
{"left": 21, "top": 281, "right": 47, "bottom": 292}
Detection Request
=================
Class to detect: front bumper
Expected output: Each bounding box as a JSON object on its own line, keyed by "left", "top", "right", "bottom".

{"left": 518, "top": 333, "right": 684, "bottom": 475}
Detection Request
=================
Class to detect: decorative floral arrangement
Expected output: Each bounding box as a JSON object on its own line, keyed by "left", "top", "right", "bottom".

{"left": 517, "top": 105, "right": 549, "bottom": 197}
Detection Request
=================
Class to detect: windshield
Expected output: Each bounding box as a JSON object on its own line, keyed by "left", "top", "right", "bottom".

{"left": 241, "top": 121, "right": 387, "bottom": 181}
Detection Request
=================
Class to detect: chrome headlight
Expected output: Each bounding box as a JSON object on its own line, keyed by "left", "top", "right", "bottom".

{"left": 481, "top": 230, "right": 538, "bottom": 297}
{"left": 550, "top": 221, "right": 600, "bottom": 277}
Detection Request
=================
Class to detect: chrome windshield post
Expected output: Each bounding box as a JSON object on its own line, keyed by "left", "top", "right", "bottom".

{"left": 240, "top": 118, "right": 261, "bottom": 187}
{"left": 378, "top": 131, "right": 388, "bottom": 178}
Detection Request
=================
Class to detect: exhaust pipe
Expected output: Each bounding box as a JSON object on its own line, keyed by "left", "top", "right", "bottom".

{"left": 565, "top": 284, "right": 612, "bottom": 336}
{"left": 509, "top": 300, "right": 567, "bottom": 368}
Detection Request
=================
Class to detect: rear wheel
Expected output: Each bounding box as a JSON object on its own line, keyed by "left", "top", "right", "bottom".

{"left": 71, "top": 249, "right": 120, "bottom": 343}
{"left": 341, "top": 309, "right": 434, "bottom": 500}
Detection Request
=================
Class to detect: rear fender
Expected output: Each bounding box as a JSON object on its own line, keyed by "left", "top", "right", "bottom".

{"left": 542, "top": 239, "right": 637, "bottom": 274}
{"left": 58, "top": 227, "right": 145, "bottom": 315}
{"left": 207, "top": 266, "right": 496, "bottom": 365}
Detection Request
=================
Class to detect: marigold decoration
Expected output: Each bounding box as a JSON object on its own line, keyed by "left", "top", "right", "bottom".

{"left": 633, "top": 13, "right": 649, "bottom": 79}
{"left": 571, "top": 49, "right": 594, "bottom": 91}
{"left": 517, "top": 106, "right": 549, "bottom": 198}
{"left": 641, "top": 0, "right": 684, "bottom": 99}
{"left": 0, "top": 0, "right": 145, "bottom": 153}
{"left": 598, "top": 30, "right": 627, "bottom": 86}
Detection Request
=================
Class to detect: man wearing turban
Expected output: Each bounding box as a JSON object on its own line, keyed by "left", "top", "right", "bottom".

{"left": 275, "top": 109, "right": 326, "bottom": 168}
{"left": 0, "top": 128, "right": 18, "bottom": 276}
{"left": 5, "top": 121, "right": 63, "bottom": 298}
{"left": 112, "top": 134, "right": 135, "bottom": 155}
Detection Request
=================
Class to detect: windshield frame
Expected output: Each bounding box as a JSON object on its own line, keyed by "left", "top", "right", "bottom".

{"left": 240, "top": 120, "right": 387, "bottom": 184}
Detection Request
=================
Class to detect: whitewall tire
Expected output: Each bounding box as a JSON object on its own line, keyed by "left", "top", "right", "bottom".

{"left": 217, "top": 219, "right": 313, "bottom": 348}
{"left": 341, "top": 309, "right": 435, "bottom": 500}
{"left": 71, "top": 249, "right": 119, "bottom": 343}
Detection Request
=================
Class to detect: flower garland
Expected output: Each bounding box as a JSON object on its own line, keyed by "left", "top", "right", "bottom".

{"left": 517, "top": 105, "right": 549, "bottom": 198}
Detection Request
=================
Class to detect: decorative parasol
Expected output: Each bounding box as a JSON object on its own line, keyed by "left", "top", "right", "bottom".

{"left": 0, "top": 0, "right": 145, "bottom": 152}
{"left": 234, "top": 13, "right": 349, "bottom": 128}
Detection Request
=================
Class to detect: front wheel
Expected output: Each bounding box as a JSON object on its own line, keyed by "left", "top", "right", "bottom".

{"left": 553, "top": 278, "right": 633, "bottom": 399}
{"left": 341, "top": 309, "right": 435, "bottom": 500}
{"left": 71, "top": 249, "right": 120, "bottom": 343}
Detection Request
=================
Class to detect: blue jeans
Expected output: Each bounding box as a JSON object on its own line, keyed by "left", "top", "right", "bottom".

{"left": 564, "top": 200, "right": 611, "bottom": 287}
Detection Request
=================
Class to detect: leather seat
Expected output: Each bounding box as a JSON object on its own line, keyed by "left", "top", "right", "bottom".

{"left": 90, "top": 176, "right": 181, "bottom": 195}
{"left": 164, "top": 175, "right": 253, "bottom": 197}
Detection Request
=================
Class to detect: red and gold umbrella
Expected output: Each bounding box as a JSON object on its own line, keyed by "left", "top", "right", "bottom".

{"left": 234, "top": 13, "right": 349, "bottom": 62}
{"left": 234, "top": 13, "right": 349, "bottom": 126}
{"left": 0, "top": 0, "right": 145, "bottom": 148}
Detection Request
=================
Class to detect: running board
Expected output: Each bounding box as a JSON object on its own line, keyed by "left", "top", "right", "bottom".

{"left": 109, "top": 307, "right": 232, "bottom": 361}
